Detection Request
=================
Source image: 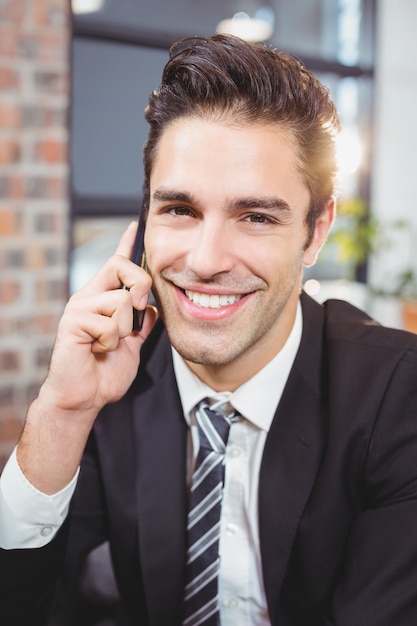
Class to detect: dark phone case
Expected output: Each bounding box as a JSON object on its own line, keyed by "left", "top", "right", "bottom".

{"left": 131, "top": 219, "right": 146, "bottom": 331}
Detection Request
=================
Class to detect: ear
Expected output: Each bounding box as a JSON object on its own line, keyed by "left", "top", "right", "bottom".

{"left": 302, "top": 198, "right": 336, "bottom": 268}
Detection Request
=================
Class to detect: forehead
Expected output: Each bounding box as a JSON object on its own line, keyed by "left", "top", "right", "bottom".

{"left": 150, "top": 117, "right": 310, "bottom": 210}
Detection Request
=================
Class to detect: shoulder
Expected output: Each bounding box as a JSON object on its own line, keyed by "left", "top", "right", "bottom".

{"left": 321, "top": 297, "right": 417, "bottom": 354}
{"left": 301, "top": 291, "right": 417, "bottom": 351}
{"left": 300, "top": 292, "right": 417, "bottom": 386}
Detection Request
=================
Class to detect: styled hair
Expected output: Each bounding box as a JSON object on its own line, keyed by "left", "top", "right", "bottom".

{"left": 143, "top": 34, "right": 340, "bottom": 244}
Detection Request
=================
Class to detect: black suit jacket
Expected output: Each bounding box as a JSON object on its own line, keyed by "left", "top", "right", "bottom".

{"left": 3, "top": 293, "right": 417, "bottom": 625}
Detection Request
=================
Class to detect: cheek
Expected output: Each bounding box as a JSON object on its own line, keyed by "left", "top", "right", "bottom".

{"left": 145, "top": 231, "right": 183, "bottom": 273}
{"left": 248, "top": 239, "right": 304, "bottom": 273}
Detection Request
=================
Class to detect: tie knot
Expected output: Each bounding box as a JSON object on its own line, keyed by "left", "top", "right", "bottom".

{"left": 194, "top": 399, "right": 239, "bottom": 454}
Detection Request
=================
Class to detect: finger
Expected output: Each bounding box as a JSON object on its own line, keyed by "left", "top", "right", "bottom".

{"left": 91, "top": 315, "right": 123, "bottom": 353}
{"left": 75, "top": 253, "right": 152, "bottom": 300}
{"left": 64, "top": 289, "right": 136, "bottom": 346}
{"left": 114, "top": 221, "right": 138, "bottom": 258}
{"left": 72, "top": 222, "right": 149, "bottom": 298}
{"left": 92, "top": 303, "right": 158, "bottom": 354}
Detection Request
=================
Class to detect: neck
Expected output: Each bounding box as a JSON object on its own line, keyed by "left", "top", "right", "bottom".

{"left": 185, "top": 303, "right": 297, "bottom": 392}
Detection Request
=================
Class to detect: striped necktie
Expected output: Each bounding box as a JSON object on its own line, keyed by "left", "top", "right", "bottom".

{"left": 182, "top": 399, "right": 239, "bottom": 626}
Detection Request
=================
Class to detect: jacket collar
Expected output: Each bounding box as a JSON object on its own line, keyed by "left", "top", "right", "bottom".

{"left": 259, "top": 293, "right": 328, "bottom": 623}
{"left": 133, "top": 323, "right": 188, "bottom": 624}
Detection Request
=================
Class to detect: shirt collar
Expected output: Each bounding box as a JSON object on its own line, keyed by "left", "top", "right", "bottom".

{"left": 172, "top": 302, "right": 302, "bottom": 432}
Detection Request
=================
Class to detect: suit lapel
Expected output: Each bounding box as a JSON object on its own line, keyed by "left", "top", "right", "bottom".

{"left": 133, "top": 325, "right": 188, "bottom": 625}
{"left": 259, "top": 294, "right": 328, "bottom": 624}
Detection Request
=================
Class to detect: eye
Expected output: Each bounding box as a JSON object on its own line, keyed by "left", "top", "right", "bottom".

{"left": 245, "top": 212, "right": 274, "bottom": 224}
{"left": 170, "top": 206, "right": 194, "bottom": 216}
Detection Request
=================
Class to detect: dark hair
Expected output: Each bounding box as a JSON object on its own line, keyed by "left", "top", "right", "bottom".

{"left": 143, "top": 34, "right": 340, "bottom": 244}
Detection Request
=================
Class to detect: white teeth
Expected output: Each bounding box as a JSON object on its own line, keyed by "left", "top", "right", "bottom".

{"left": 199, "top": 293, "right": 210, "bottom": 307}
{"left": 185, "top": 290, "right": 242, "bottom": 308}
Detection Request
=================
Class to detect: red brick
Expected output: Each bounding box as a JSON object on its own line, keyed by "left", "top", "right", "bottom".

{"left": 0, "top": 0, "right": 70, "bottom": 456}
{"left": 0, "top": 207, "right": 21, "bottom": 235}
{"left": 0, "top": 66, "right": 19, "bottom": 91}
{"left": 0, "top": 177, "right": 24, "bottom": 199}
{"left": 39, "top": 33, "right": 69, "bottom": 63}
{"left": 0, "top": 29, "right": 17, "bottom": 57}
{"left": 26, "top": 246, "right": 44, "bottom": 268}
{"left": 0, "top": 403, "right": 23, "bottom": 421}
{"left": 36, "top": 139, "right": 67, "bottom": 163}
{"left": 34, "top": 312, "right": 62, "bottom": 334}
{"left": 46, "top": 105, "right": 67, "bottom": 127}
{"left": 33, "top": 0, "right": 68, "bottom": 27}
{"left": 0, "top": 280, "right": 21, "bottom": 304}
{"left": 0, "top": 350, "right": 20, "bottom": 371}
{"left": 0, "top": 417, "right": 23, "bottom": 441}
{"left": 0, "top": 139, "right": 21, "bottom": 164}
{"left": 0, "top": 312, "right": 62, "bottom": 336}
{"left": 0, "top": 104, "right": 21, "bottom": 128}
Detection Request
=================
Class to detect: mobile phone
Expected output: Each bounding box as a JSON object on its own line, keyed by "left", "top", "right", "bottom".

{"left": 130, "top": 218, "right": 147, "bottom": 331}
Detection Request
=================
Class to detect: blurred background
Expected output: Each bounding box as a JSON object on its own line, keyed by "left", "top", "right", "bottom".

{"left": 0, "top": 0, "right": 416, "bottom": 466}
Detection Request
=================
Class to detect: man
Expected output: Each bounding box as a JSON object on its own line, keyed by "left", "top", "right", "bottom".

{"left": 1, "top": 34, "right": 417, "bottom": 626}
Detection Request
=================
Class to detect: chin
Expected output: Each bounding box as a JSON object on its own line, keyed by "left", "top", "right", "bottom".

{"left": 171, "top": 340, "right": 238, "bottom": 368}
{"left": 162, "top": 312, "right": 250, "bottom": 367}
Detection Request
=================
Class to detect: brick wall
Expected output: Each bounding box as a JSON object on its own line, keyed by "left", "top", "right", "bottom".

{"left": 0, "top": 0, "right": 70, "bottom": 469}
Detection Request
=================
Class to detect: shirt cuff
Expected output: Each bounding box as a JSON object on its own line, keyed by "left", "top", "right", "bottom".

{"left": 0, "top": 446, "right": 79, "bottom": 549}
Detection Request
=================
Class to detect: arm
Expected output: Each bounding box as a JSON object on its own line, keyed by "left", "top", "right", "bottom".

{"left": 328, "top": 344, "right": 417, "bottom": 625}
{"left": 0, "top": 222, "right": 157, "bottom": 622}
{"left": 0, "top": 447, "right": 78, "bottom": 549}
{"left": 16, "top": 221, "right": 157, "bottom": 495}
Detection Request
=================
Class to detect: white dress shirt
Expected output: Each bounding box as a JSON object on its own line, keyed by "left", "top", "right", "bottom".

{"left": 173, "top": 303, "right": 302, "bottom": 625}
{"left": 0, "top": 304, "right": 302, "bottom": 625}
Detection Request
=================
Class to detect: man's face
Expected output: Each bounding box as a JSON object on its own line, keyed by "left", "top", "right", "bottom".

{"left": 145, "top": 117, "right": 332, "bottom": 388}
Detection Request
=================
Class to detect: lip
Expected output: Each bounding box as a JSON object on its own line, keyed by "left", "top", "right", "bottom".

{"left": 175, "top": 286, "right": 250, "bottom": 321}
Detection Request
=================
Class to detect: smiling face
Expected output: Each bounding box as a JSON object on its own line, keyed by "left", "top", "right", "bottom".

{"left": 145, "top": 117, "right": 333, "bottom": 390}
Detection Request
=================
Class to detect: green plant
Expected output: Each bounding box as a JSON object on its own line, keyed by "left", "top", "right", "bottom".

{"left": 326, "top": 198, "right": 380, "bottom": 271}
{"left": 322, "top": 197, "right": 408, "bottom": 282}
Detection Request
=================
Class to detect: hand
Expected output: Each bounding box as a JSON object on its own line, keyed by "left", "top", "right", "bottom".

{"left": 43, "top": 222, "right": 156, "bottom": 416}
{"left": 17, "top": 222, "right": 158, "bottom": 493}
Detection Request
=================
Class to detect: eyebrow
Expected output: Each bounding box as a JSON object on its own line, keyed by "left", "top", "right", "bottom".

{"left": 151, "top": 187, "right": 292, "bottom": 214}
{"left": 152, "top": 188, "right": 195, "bottom": 204}
{"left": 229, "top": 196, "right": 292, "bottom": 214}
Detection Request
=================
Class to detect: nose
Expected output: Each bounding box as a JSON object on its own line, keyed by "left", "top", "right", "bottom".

{"left": 186, "top": 218, "right": 235, "bottom": 279}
